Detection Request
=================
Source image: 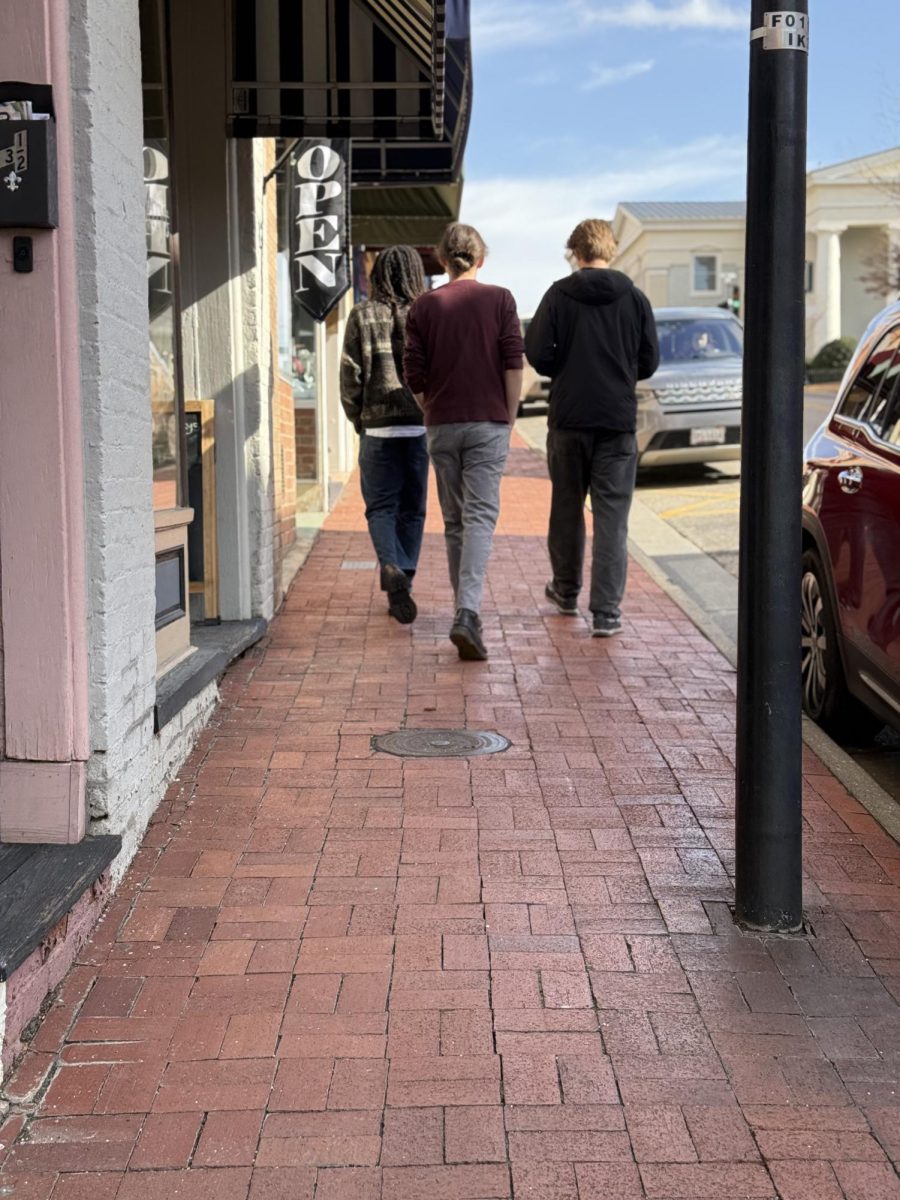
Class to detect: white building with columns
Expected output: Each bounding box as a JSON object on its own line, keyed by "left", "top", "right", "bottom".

{"left": 611, "top": 147, "right": 900, "bottom": 356}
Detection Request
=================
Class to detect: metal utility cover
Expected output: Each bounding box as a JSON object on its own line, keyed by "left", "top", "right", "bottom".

{"left": 372, "top": 729, "right": 510, "bottom": 758}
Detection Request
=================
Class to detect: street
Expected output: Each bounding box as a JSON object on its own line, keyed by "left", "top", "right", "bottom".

{"left": 519, "top": 387, "right": 900, "bottom": 801}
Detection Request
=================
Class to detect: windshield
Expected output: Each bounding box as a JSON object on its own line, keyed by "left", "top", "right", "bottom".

{"left": 656, "top": 318, "right": 743, "bottom": 363}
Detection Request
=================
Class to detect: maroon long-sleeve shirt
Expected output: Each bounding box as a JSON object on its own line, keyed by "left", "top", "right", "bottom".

{"left": 403, "top": 280, "right": 525, "bottom": 426}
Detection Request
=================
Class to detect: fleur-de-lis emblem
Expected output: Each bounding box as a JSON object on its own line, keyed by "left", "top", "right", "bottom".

{"left": 4, "top": 170, "right": 21, "bottom": 192}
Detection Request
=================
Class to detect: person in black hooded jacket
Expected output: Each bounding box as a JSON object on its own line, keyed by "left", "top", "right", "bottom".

{"left": 525, "top": 219, "right": 659, "bottom": 637}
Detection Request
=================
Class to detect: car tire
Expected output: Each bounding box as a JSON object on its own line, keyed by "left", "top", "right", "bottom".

{"left": 801, "top": 549, "right": 880, "bottom": 742}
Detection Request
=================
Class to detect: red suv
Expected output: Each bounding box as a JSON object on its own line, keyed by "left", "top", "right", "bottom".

{"left": 802, "top": 302, "right": 900, "bottom": 738}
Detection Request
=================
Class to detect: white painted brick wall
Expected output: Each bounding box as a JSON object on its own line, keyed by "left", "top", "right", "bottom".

{"left": 245, "top": 144, "right": 276, "bottom": 621}
{"left": 70, "top": 0, "right": 213, "bottom": 868}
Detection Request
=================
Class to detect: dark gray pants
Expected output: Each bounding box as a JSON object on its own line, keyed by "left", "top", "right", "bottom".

{"left": 547, "top": 428, "right": 638, "bottom": 618}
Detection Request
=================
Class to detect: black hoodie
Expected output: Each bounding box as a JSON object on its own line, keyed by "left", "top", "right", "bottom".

{"left": 525, "top": 268, "right": 659, "bottom": 432}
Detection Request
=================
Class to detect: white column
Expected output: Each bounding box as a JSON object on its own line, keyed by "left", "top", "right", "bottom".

{"left": 815, "top": 227, "right": 844, "bottom": 349}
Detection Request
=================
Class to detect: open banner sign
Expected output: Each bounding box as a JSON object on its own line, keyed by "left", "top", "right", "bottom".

{"left": 289, "top": 139, "right": 351, "bottom": 322}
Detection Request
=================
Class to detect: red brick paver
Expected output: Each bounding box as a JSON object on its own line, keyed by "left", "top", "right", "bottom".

{"left": 3, "top": 439, "right": 900, "bottom": 1198}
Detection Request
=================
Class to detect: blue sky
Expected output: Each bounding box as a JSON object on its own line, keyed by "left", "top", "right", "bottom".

{"left": 459, "top": 0, "right": 900, "bottom": 312}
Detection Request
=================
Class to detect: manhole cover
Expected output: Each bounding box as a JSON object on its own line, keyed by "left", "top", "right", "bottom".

{"left": 371, "top": 729, "right": 511, "bottom": 758}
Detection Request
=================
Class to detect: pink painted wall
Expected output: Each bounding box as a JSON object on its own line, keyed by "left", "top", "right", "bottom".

{"left": 0, "top": 0, "right": 90, "bottom": 842}
{"left": 0, "top": 579, "right": 4, "bottom": 763}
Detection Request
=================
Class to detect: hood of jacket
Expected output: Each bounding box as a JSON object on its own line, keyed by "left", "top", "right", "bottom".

{"left": 555, "top": 267, "right": 635, "bottom": 307}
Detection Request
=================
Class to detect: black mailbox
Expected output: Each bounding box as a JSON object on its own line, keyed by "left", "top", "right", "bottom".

{"left": 0, "top": 82, "right": 58, "bottom": 229}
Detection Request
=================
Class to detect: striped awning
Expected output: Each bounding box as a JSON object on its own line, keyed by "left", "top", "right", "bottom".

{"left": 360, "top": 0, "right": 433, "bottom": 73}
{"left": 228, "top": 0, "right": 470, "bottom": 185}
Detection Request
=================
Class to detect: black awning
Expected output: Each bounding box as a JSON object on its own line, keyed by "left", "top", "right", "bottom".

{"left": 228, "top": 0, "right": 470, "bottom": 185}
{"left": 351, "top": 179, "right": 462, "bottom": 246}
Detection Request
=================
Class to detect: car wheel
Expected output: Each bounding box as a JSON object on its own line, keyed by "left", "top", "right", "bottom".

{"left": 800, "top": 550, "right": 880, "bottom": 741}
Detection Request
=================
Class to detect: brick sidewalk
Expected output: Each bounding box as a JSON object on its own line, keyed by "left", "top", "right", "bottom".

{"left": 2, "top": 439, "right": 900, "bottom": 1199}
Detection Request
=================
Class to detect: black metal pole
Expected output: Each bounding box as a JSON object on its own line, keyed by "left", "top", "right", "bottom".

{"left": 735, "top": 3, "right": 809, "bottom": 931}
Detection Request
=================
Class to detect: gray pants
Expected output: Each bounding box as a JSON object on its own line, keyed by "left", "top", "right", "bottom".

{"left": 547, "top": 428, "right": 638, "bottom": 618}
{"left": 427, "top": 422, "right": 511, "bottom": 613}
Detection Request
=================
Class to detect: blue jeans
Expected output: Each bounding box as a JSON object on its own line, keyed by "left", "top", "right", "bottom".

{"left": 359, "top": 433, "right": 429, "bottom": 580}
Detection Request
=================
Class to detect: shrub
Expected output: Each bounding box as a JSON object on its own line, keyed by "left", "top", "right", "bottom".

{"left": 806, "top": 337, "right": 857, "bottom": 383}
{"left": 808, "top": 337, "right": 857, "bottom": 373}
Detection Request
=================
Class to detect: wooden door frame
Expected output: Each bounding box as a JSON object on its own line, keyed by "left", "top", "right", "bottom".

{"left": 185, "top": 399, "right": 219, "bottom": 620}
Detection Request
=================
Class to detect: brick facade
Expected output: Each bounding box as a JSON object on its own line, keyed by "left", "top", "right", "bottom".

{"left": 71, "top": 0, "right": 219, "bottom": 859}
{"left": 295, "top": 407, "right": 318, "bottom": 480}
{"left": 71, "top": 0, "right": 165, "bottom": 842}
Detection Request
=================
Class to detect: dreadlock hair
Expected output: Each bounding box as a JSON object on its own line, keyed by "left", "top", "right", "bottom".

{"left": 369, "top": 246, "right": 426, "bottom": 377}
{"left": 370, "top": 245, "right": 425, "bottom": 309}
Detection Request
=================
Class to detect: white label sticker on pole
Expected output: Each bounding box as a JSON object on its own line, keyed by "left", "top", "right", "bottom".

{"left": 751, "top": 11, "right": 809, "bottom": 51}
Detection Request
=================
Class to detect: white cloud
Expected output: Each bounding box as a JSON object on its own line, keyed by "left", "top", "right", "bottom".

{"left": 472, "top": 4, "right": 548, "bottom": 51}
{"left": 459, "top": 136, "right": 746, "bottom": 314}
{"left": 590, "top": 0, "right": 748, "bottom": 30}
{"left": 582, "top": 59, "right": 655, "bottom": 90}
{"left": 472, "top": 0, "right": 747, "bottom": 52}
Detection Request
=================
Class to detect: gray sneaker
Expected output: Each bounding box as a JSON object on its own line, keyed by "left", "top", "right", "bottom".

{"left": 545, "top": 582, "right": 578, "bottom": 615}
{"left": 592, "top": 613, "right": 623, "bottom": 638}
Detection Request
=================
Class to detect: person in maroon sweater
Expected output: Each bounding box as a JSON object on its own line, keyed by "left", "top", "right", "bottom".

{"left": 404, "top": 224, "right": 524, "bottom": 661}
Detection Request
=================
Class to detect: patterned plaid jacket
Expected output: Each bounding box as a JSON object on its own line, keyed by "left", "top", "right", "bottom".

{"left": 340, "top": 300, "right": 423, "bottom": 431}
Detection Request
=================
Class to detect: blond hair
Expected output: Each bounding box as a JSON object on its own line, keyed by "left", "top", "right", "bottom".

{"left": 437, "top": 223, "right": 487, "bottom": 277}
{"left": 567, "top": 219, "right": 618, "bottom": 265}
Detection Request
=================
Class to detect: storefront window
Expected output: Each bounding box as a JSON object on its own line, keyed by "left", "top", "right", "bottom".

{"left": 141, "top": 0, "right": 182, "bottom": 510}
{"left": 276, "top": 153, "right": 323, "bottom": 510}
{"left": 291, "top": 307, "right": 319, "bottom": 403}
{"left": 277, "top": 158, "right": 320, "bottom": 406}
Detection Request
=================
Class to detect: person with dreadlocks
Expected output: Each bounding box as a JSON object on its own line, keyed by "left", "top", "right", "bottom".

{"left": 340, "top": 245, "right": 429, "bottom": 625}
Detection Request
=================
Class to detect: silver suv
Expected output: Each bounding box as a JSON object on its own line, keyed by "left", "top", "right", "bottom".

{"left": 636, "top": 307, "right": 743, "bottom": 467}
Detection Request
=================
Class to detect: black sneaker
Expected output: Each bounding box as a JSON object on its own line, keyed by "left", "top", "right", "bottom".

{"left": 545, "top": 582, "right": 578, "bottom": 615}
{"left": 381, "top": 563, "right": 418, "bottom": 625}
{"left": 592, "top": 613, "right": 623, "bottom": 638}
{"left": 450, "top": 608, "right": 488, "bottom": 661}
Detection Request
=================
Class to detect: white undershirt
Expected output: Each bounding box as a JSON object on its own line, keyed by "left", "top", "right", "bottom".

{"left": 365, "top": 426, "right": 427, "bottom": 439}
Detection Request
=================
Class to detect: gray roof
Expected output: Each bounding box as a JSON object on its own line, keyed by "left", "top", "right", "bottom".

{"left": 620, "top": 201, "right": 746, "bottom": 222}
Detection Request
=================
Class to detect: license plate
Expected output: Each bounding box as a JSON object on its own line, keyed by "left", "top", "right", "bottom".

{"left": 690, "top": 425, "right": 727, "bottom": 446}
